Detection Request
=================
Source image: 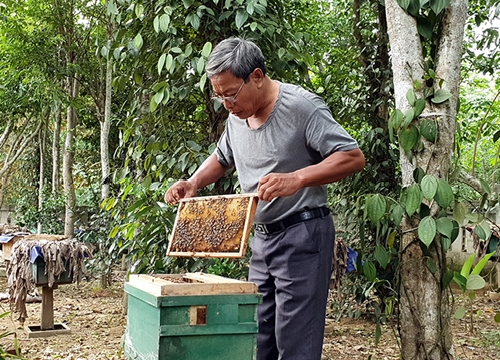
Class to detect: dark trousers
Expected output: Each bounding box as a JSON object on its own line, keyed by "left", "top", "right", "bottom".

{"left": 249, "top": 215, "right": 335, "bottom": 360}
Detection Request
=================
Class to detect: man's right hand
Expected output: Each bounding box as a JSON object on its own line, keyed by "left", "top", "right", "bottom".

{"left": 164, "top": 180, "right": 198, "bottom": 204}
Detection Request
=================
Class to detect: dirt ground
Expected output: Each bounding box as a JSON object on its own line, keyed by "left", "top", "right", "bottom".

{"left": 0, "top": 272, "right": 499, "bottom": 360}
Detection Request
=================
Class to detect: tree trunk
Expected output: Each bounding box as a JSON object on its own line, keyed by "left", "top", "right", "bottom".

{"left": 52, "top": 102, "right": 62, "bottom": 194}
{"left": 385, "top": 0, "right": 468, "bottom": 358}
{"left": 37, "top": 113, "right": 48, "bottom": 234}
{"left": 63, "top": 77, "right": 79, "bottom": 238}
{"left": 0, "top": 117, "right": 43, "bottom": 204}
{"left": 101, "top": 54, "right": 112, "bottom": 201}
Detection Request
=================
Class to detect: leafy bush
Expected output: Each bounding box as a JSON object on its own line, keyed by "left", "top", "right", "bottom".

{"left": 14, "top": 188, "right": 65, "bottom": 234}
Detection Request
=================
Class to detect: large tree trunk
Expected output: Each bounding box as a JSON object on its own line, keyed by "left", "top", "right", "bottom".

{"left": 385, "top": 0, "right": 468, "bottom": 358}
{"left": 101, "top": 54, "right": 112, "bottom": 201}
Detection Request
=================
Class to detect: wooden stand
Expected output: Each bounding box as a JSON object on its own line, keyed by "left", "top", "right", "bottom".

{"left": 26, "top": 284, "right": 71, "bottom": 338}
{"left": 41, "top": 285, "right": 56, "bottom": 330}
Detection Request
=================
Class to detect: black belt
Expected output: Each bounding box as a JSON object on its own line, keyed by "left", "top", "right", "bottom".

{"left": 254, "top": 207, "right": 330, "bottom": 234}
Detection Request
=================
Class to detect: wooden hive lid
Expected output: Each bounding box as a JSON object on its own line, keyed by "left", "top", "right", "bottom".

{"left": 128, "top": 273, "right": 258, "bottom": 296}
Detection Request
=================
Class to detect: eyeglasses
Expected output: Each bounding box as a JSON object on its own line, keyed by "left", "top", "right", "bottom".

{"left": 211, "top": 80, "right": 246, "bottom": 104}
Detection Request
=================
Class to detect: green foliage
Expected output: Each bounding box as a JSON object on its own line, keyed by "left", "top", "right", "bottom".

{"left": 14, "top": 189, "right": 65, "bottom": 234}
{"left": 107, "top": 0, "right": 334, "bottom": 275}
{"left": 0, "top": 311, "right": 23, "bottom": 359}
{"left": 452, "top": 252, "right": 496, "bottom": 333}
{"left": 207, "top": 257, "right": 250, "bottom": 280}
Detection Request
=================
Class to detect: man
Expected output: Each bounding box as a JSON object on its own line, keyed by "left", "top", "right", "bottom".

{"left": 165, "top": 37, "right": 365, "bottom": 360}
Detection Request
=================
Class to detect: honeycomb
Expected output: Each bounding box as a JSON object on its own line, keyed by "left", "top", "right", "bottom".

{"left": 168, "top": 195, "right": 257, "bottom": 257}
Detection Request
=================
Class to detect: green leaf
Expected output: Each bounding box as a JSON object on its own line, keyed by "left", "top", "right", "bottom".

{"left": 165, "top": 54, "right": 173, "bottom": 73}
{"left": 407, "top": 0, "right": 420, "bottom": 15}
{"left": 453, "top": 272, "right": 467, "bottom": 291}
{"left": 421, "top": 174, "right": 437, "bottom": 200}
{"left": 420, "top": 118, "right": 437, "bottom": 143}
{"left": 430, "top": 0, "right": 451, "bottom": 15}
{"left": 400, "top": 125, "right": 419, "bottom": 152}
{"left": 363, "top": 260, "right": 377, "bottom": 282}
{"left": 493, "top": 130, "right": 500, "bottom": 143}
{"left": 392, "top": 109, "right": 404, "bottom": 130}
{"left": 406, "top": 183, "right": 423, "bottom": 217}
{"left": 387, "top": 230, "right": 397, "bottom": 248}
{"left": 202, "top": 42, "right": 212, "bottom": 57}
{"left": 374, "top": 245, "right": 390, "bottom": 269}
{"left": 150, "top": 96, "right": 158, "bottom": 112}
{"left": 479, "top": 179, "right": 491, "bottom": 194}
{"left": 466, "top": 274, "right": 485, "bottom": 290}
{"left": 441, "top": 236, "right": 451, "bottom": 251}
{"left": 460, "top": 254, "right": 475, "bottom": 278}
{"left": 434, "top": 179, "right": 454, "bottom": 208}
{"left": 474, "top": 223, "right": 487, "bottom": 240}
{"left": 426, "top": 258, "right": 436, "bottom": 274}
{"left": 471, "top": 252, "right": 496, "bottom": 275}
{"left": 442, "top": 270, "right": 454, "bottom": 289}
{"left": 417, "top": 18, "right": 433, "bottom": 39}
{"left": 135, "top": 4, "right": 144, "bottom": 18}
{"left": 235, "top": 9, "right": 249, "bottom": 28}
{"left": 246, "top": 2, "right": 255, "bottom": 15}
{"left": 157, "top": 54, "right": 166, "bottom": 75}
{"left": 153, "top": 16, "right": 160, "bottom": 33}
{"left": 454, "top": 306, "right": 466, "bottom": 319}
{"left": 453, "top": 201, "right": 466, "bottom": 224}
{"left": 392, "top": 205, "right": 404, "bottom": 226}
{"left": 133, "top": 33, "right": 143, "bottom": 50}
{"left": 160, "top": 14, "right": 171, "bottom": 32}
{"left": 278, "top": 48, "right": 286, "bottom": 58}
{"left": 397, "top": 0, "right": 411, "bottom": 11}
{"left": 406, "top": 88, "right": 416, "bottom": 106}
{"left": 403, "top": 108, "right": 415, "bottom": 127}
{"left": 185, "top": 13, "right": 200, "bottom": 30}
{"left": 196, "top": 57, "right": 205, "bottom": 74}
{"left": 495, "top": 312, "right": 500, "bottom": 323}
{"left": 431, "top": 89, "right": 452, "bottom": 103}
{"left": 451, "top": 220, "right": 460, "bottom": 241}
{"left": 153, "top": 90, "right": 164, "bottom": 105}
{"left": 418, "top": 216, "right": 436, "bottom": 247}
{"left": 366, "top": 194, "right": 386, "bottom": 223}
{"left": 413, "top": 98, "right": 426, "bottom": 117}
{"left": 436, "top": 217, "right": 453, "bottom": 238}
{"left": 199, "top": 73, "right": 207, "bottom": 92}
{"left": 413, "top": 167, "right": 425, "bottom": 183}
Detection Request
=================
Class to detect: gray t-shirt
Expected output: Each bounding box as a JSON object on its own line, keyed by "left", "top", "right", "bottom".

{"left": 215, "top": 82, "right": 359, "bottom": 224}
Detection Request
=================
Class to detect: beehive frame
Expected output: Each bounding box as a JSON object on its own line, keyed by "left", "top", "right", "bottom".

{"left": 167, "top": 193, "right": 258, "bottom": 258}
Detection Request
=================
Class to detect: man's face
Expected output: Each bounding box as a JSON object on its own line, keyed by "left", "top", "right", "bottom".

{"left": 210, "top": 70, "right": 255, "bottom": 120}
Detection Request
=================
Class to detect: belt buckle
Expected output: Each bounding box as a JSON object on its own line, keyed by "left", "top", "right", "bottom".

{"left": 254, "top": 224, "right": 269, "bottom": 234}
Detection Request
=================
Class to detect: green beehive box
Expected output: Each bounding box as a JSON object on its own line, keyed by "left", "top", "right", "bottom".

{"left": 124, "top": 273, "right": 261, "bottom": 360}
{"left": 32, "top": 259, "right": 73, "bottom": 286}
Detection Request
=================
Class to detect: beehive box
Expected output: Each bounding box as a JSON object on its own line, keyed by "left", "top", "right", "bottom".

{"left": 32, "top": 258, "right": 73, "bottom": 286}
{"left": 167, "top": 194, "right": 258, "bottom": 258}
{"left": 124, "top": 273, "right": 261, "bottom": 360}
{"left": 0, "top": 232, "right": 29, "bottom": 261}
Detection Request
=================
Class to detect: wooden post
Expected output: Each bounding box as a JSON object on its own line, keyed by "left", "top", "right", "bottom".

{"left": 41, "top": 285, "right": 57, "bottom": 330}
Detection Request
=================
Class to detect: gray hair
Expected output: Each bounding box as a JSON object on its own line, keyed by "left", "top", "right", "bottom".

{"left": 206, "top": 38, "right": 266, "bottom": 80}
